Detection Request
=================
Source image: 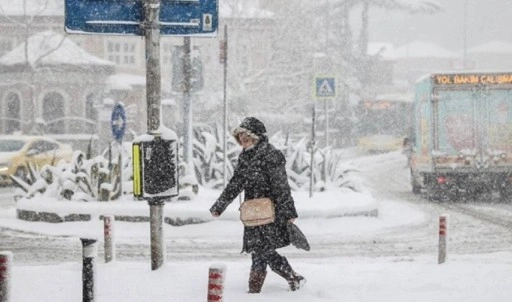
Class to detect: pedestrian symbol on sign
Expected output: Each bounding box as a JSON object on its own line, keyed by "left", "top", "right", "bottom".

{"left": 315, "top": 77, "right": 336, "bottom": 98}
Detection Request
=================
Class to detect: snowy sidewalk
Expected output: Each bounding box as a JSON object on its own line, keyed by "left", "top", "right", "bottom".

{"left": 10, "top": 252, "right": 512, "bottom": 302}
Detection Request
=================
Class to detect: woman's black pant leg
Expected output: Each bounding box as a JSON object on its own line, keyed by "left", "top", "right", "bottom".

{"left": 249, "top": 251, "right": 269, "bottom": 293}
{"left": 267, "top": 251, "right": 293, "bottom": 274}
{"left": 251, "top": 251, "right": 268, "bottom": 272}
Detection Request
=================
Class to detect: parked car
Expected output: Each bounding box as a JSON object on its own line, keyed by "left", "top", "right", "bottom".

{"left": 357, "top": 134, "right": 404, "bottom": 154}
{"left": 0, "top": 135, "right": 73, "bottom": 185}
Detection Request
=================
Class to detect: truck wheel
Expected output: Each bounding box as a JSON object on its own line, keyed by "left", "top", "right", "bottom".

{"left": 412, "top": 183, "right": 421, "bottom": 194}
{"left": 410, "top": 169, "right": 421, "bottom": 194}
{"left": 425, "top": 181, "right": 441, "bottom": 201}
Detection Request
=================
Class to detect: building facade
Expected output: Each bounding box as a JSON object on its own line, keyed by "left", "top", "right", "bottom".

{"left": 0, "top": 1, "right": 276, "bottom": 151}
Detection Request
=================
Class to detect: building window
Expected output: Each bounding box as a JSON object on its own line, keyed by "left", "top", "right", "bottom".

{"left": 6, "top": 93, "right": 21, "bottom": 134}
{"left": 107, "top": 41, "right": 136, "bottom": 66}
{"left": 43, "top": 92, "right": 65, "bottom": 134}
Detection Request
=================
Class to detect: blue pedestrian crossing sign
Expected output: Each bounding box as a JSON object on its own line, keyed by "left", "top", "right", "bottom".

{"left": 315, "top": 77, "right": 336, "bottom": 98}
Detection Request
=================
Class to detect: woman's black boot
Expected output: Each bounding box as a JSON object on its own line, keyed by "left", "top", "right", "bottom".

{"left": 272, "top": 268, "right": 306, "bottom": 291}
{"left": 248, "top": 270, "right": 267, "bottom": 293}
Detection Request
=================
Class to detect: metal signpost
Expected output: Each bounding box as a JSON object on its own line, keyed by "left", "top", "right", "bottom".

{"left": 65, "top": 0, "right": 218, "bottom": 270}
{"left": 219, "top": 25, "right": 228, "bottom": 189}
{"left": 315, "top": 76, "right": 336, "bottom": 148}
{"left": 312, "top": 76, "right": 335, "bottom": 190}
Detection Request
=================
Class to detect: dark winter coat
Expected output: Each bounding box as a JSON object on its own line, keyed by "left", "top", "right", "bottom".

{"left": 209, "top": 136, "right": 298, "bottom": 253}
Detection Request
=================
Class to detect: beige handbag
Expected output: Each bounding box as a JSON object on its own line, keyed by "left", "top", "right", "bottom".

{"left": 239, "top": 198, "right": 275, "bottom": 227}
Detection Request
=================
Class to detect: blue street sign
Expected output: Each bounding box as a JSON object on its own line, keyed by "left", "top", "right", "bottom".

{"left": 111, "top": 103, "right": 127, "bottom": 142}
{"left": 65, "top": 0, "right": 218, "bottom": 36}
{"left": 315, "top": 77, "right": 336, "bottom": 98}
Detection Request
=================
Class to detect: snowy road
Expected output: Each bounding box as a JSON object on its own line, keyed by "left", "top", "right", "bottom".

{"left": 353, "top": 152, "right": 512, "bottom": 257}
{"left": 1, "top": 152, "right": 512, "bottom": 264}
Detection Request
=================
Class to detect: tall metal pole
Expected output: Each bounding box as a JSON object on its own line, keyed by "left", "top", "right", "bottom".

{"left": 222, "top": 25, "right": 228, "bottom": 189}
{"left": 183, "top": 37, "right": 193, "bottom": 172}
{"left": 309, "top": 105, "right": 316, "bottom": 198}
{"left": 325, "top": 99, "right": 329, "bottom": 148}
{"left": 150, "top": 204, "right": 164, "bottom": 270}
{"left": 144, "top": 0, "right": 165, "bottom": 271}
{"left": 145, "top": 0, "right": 161, "bottom": 134}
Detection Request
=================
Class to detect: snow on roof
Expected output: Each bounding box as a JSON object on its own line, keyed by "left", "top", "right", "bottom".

{"left": 0, "top": 30, "right": 115, "bottom": 67}
{"left": 0, "top": 0, "right": 62, "bottom": 16}
{"left": 467, "top": 41, "right": 512, "bottom": 54}
{"left": 394, "top": 41, "right": 458, "bottom": 58}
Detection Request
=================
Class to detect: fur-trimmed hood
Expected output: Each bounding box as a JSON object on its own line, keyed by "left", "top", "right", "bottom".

{"left": 232, "top": 117, "right": 267, "bottom": 145}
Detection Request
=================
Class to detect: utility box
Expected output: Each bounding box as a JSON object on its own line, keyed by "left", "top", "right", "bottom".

{"left": 133, "top": 136, "right": 179, "bottom": 201}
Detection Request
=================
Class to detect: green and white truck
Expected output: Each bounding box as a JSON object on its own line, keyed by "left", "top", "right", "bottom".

{"left": 410, "top": 72, "right": 512, "bottom": 200}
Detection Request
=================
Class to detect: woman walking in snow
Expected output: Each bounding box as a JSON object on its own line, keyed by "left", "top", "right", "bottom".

{"left": 210, "top": 117, "right": 305, "bottom": 293}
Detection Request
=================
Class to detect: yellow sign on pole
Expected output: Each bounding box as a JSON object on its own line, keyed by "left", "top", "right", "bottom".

{"left": 132, "top": 142, "right": 142, "bottom": 198}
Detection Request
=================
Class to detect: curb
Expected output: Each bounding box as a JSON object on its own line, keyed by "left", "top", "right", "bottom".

{"left": 16, "top": 209, "right": 207, "bottom": 226}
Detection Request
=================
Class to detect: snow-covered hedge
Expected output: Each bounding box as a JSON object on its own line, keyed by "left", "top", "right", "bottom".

{"left": 14, "top": 126, "right": 361, "bottom": 201}
{"left": 13, "top": 143, "right": 129, "bottom": 202}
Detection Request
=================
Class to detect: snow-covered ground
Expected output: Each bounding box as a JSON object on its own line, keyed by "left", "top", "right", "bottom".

{"left": 1, "top": 151, "right": 512, "bottom": 301}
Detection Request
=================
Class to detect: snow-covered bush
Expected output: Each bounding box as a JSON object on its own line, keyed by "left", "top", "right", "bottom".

{"left": 189, "top": 126, "right": 361, "bottom": 192}
{"left": 188, "top": 123, "right": 239, "bottom": 189}
{"left": 12, "top": 142, "right": 130, "bottom": 202}
{"left": 279, "top": 138, "right": 361, "bottom": 192}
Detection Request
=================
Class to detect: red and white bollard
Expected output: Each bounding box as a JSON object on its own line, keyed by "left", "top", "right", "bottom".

{"left": 0, "top": 251, "right": 13, "bottom": 302}
{"left": 207, "top": 264, "right": 226, "bottom": 302}
{"left": 103, "top": 215, "right": 116, "bottom": 263}
{"left": 438, "top": 214, "right": 449, "bottom": 264}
